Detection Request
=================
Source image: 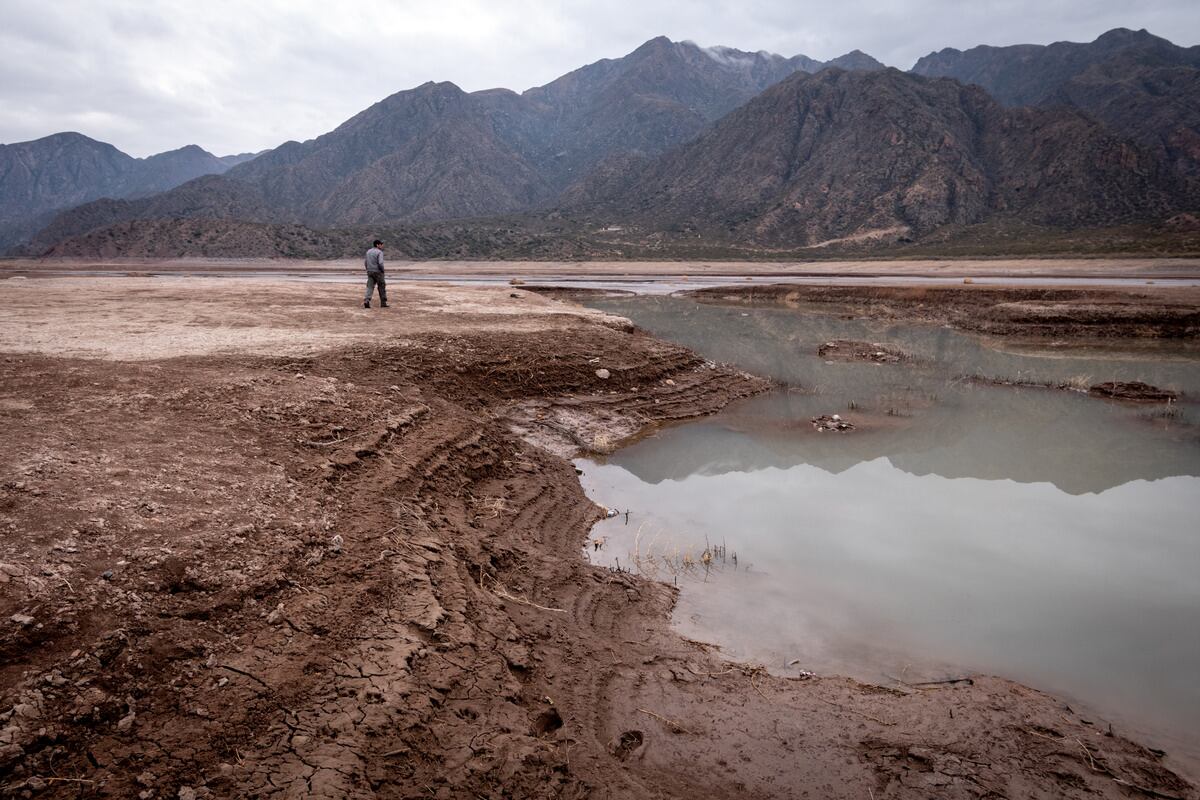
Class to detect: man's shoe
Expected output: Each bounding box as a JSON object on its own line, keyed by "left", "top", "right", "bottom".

{"left": 363, "top": 300, "right": 371, "bottom": 309}
{"left": 380, "top": 302, "right": 389, "bottom": 308}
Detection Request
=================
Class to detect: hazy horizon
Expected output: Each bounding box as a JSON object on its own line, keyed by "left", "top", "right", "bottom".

{"left": 1, "top": 0, "right": 1197, "bottom": 159}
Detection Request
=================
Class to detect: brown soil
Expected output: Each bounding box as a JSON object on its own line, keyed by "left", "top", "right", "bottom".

{"left": 817, "top": 340, "right": 911, "bottom": 363}
{"left": 5, "top": 255, "right": 1200, "bottom": 279}
{"left": 1089, "top": 381, "right": 1182, "bottom": 402}
{"left": 961, "top": 375, "right": 1183, "bottom": 404}
{"left": 1, "top": 278, "right": 1195, "bottom": 798}
{"left": 688, "top": 284, "right": 1200, "bottom": 339}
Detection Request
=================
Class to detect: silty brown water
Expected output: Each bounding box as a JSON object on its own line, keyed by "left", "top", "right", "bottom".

{"left": 580, "top": 295, "right": 1200, "bottom": 773}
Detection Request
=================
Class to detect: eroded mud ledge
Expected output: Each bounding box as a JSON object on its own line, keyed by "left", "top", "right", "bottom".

{"left": 0, "top": 278, "right": 1194, "bottom": 798}
{"left": 687, "top": 283, "right": 1200, "bottom": 340}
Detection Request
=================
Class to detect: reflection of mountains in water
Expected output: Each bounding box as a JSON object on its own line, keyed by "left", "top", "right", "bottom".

{"left": 593, "top": 296, "right": 1200, "bottom": 396}
{"left": 589, "top": 296, "right": 1200, "bottom": 495}
{"left": 609, "top": 390, "right": 1200, "bottom": 496}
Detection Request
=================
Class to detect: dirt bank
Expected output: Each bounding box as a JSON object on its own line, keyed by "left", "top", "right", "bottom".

{"left": 0, "top": 279, "right": 1194, "bottom": 798}
{"left": 5, "top": 255, "right": 1200, "bottom": 280}
{"left": 687, "top": 284, "right": 1200, "bottom": 340}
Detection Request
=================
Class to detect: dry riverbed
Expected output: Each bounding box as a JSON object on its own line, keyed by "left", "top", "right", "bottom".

{"left": 0, "top": 277, "right": 1195, "bottom": 798}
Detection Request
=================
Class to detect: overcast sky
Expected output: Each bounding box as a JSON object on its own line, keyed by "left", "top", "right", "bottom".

{"left": 1, "top": 0, "right": 1197, "bottom": 158}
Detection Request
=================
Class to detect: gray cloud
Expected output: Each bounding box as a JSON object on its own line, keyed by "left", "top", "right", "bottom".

{"left": 0, "top": 0, "right": 1196, "bottom": 157}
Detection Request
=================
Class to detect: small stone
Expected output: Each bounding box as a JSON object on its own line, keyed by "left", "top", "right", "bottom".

{"left": 101, "top": 570, "right": 115, "bottom": 580}
{"left": 217, "top": 763, "right": 234, "bottom": 777}
{"left": 291, "top": 735, "right": 311, "bottom": 747}
{"left": 266, "top": 604, "right": 285, "bottom": 625}
{"left": 136, "top": 771, "right": 156, "bottom": 786}
{"left": 117, "top": 711, "right": 137, "bottom": 732}
{"left": 595, "top": 368, "right": 611, "bottom": 379}
{"left": 10, "top": 614, "right": 34, "bottom": 627}
{"left": 178, "top": 788, "right": 197, "bottom": 800}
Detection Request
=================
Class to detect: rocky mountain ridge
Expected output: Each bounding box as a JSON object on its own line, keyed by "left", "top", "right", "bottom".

{"left": 912, "top": 27, "right": 1200, "bottom": 177}
{"left": 19, "top": 36, "right": 887, "bottom": 252}
{"left": 12, "top": 29, "right": 1200, "bottom": 257}
{"left": 0, "top": 132, "right": 255, "bottom": 250}
{"left": 561, "top": 67, "right": 1186, "bottom": 247}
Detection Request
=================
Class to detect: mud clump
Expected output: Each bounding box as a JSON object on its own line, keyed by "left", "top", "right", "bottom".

{"left": 1089, "top": 381, "right": 1180, "bottom": 402}
{"left": 812, "top": 414, "right": 855, "bottom": 432}
{"left": 817, "top": 339, "right": 910, "bottom": 363}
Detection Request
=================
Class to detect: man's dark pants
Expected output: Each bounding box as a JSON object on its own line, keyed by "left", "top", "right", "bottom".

{"left": 364, "top": 271, "right": 387, "bottom": 305}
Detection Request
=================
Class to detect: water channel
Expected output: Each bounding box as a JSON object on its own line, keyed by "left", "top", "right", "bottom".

{"left": 578, "top": 295, "right": 1200, "bottom": 771}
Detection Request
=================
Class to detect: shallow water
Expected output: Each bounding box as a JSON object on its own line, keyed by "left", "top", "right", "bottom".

{"left": 579, "top": 295, "right": 1200, "bottom": 770}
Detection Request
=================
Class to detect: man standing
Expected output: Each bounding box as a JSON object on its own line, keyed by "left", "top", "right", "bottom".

{"left": 363, "top": 239, "right": 387, "bottom": 308}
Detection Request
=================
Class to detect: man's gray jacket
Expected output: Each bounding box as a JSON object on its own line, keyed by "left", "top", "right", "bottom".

{"left": 364, "top": 247, "right": 385, "bottom": 273}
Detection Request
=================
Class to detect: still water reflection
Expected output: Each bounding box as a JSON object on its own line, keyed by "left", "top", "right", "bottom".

{"left": 579, "top": 296, "right": 1200, "bottom": 769}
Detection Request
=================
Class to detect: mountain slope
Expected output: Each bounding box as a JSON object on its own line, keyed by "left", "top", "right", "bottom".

{"left": 564, "top": 68, "right": 1185, "bottom": 246}
{"left": 912, "top": 28, "right": 1200, "bottom": 176}
{"left": 26, "top": 37, "right": 887, "bottom": 251}
{"left": 911, "top": 28, "right": 1200, "bottom": 105}
{"left": 225, "top": 81, "right": 551, "bottom": 224}
{"left": 0, "top": 133, "right": 255, "bottom": 249}
{"left": 515, "top": 37, "right": 882, "bottom": 185}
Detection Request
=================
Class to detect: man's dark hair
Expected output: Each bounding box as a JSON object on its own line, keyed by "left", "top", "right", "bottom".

{"left": 373, "top": 239, "right": 383, "bottom": 247}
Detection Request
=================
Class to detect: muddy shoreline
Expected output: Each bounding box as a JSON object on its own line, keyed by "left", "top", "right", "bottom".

{"left": 687, "top": 284, "right": 1200, "bottom": 340}
{"left": 0, "top": 279, "right": 1196, "bottom": 798}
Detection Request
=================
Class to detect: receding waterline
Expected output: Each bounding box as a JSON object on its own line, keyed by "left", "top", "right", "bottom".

{"left": 579, "top": 295, "right": 1200, "bottom": 772}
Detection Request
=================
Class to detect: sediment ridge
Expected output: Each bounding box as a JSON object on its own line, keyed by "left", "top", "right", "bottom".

{"left": 688, "top": 283, "right": 1200, "bottom": 340}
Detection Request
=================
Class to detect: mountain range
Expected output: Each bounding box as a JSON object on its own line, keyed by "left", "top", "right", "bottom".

{"left": 563, "top": 67, "right": 1182, "bottom": 247}
{"left": 912, "top": 27, "right": 1200, "bottom": 178}
{"left": 8, "top": 28, "right": 1200, "bottom": 258}
{"left": 0, "top": 133, "right": 256, "bottom": 251}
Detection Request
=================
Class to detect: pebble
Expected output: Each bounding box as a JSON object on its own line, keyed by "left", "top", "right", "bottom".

{"left": 10, "top": 614, "right": 34, "bottom": 627}
{"left": 595, "top": 368, "right": 611, "bottom": 379}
